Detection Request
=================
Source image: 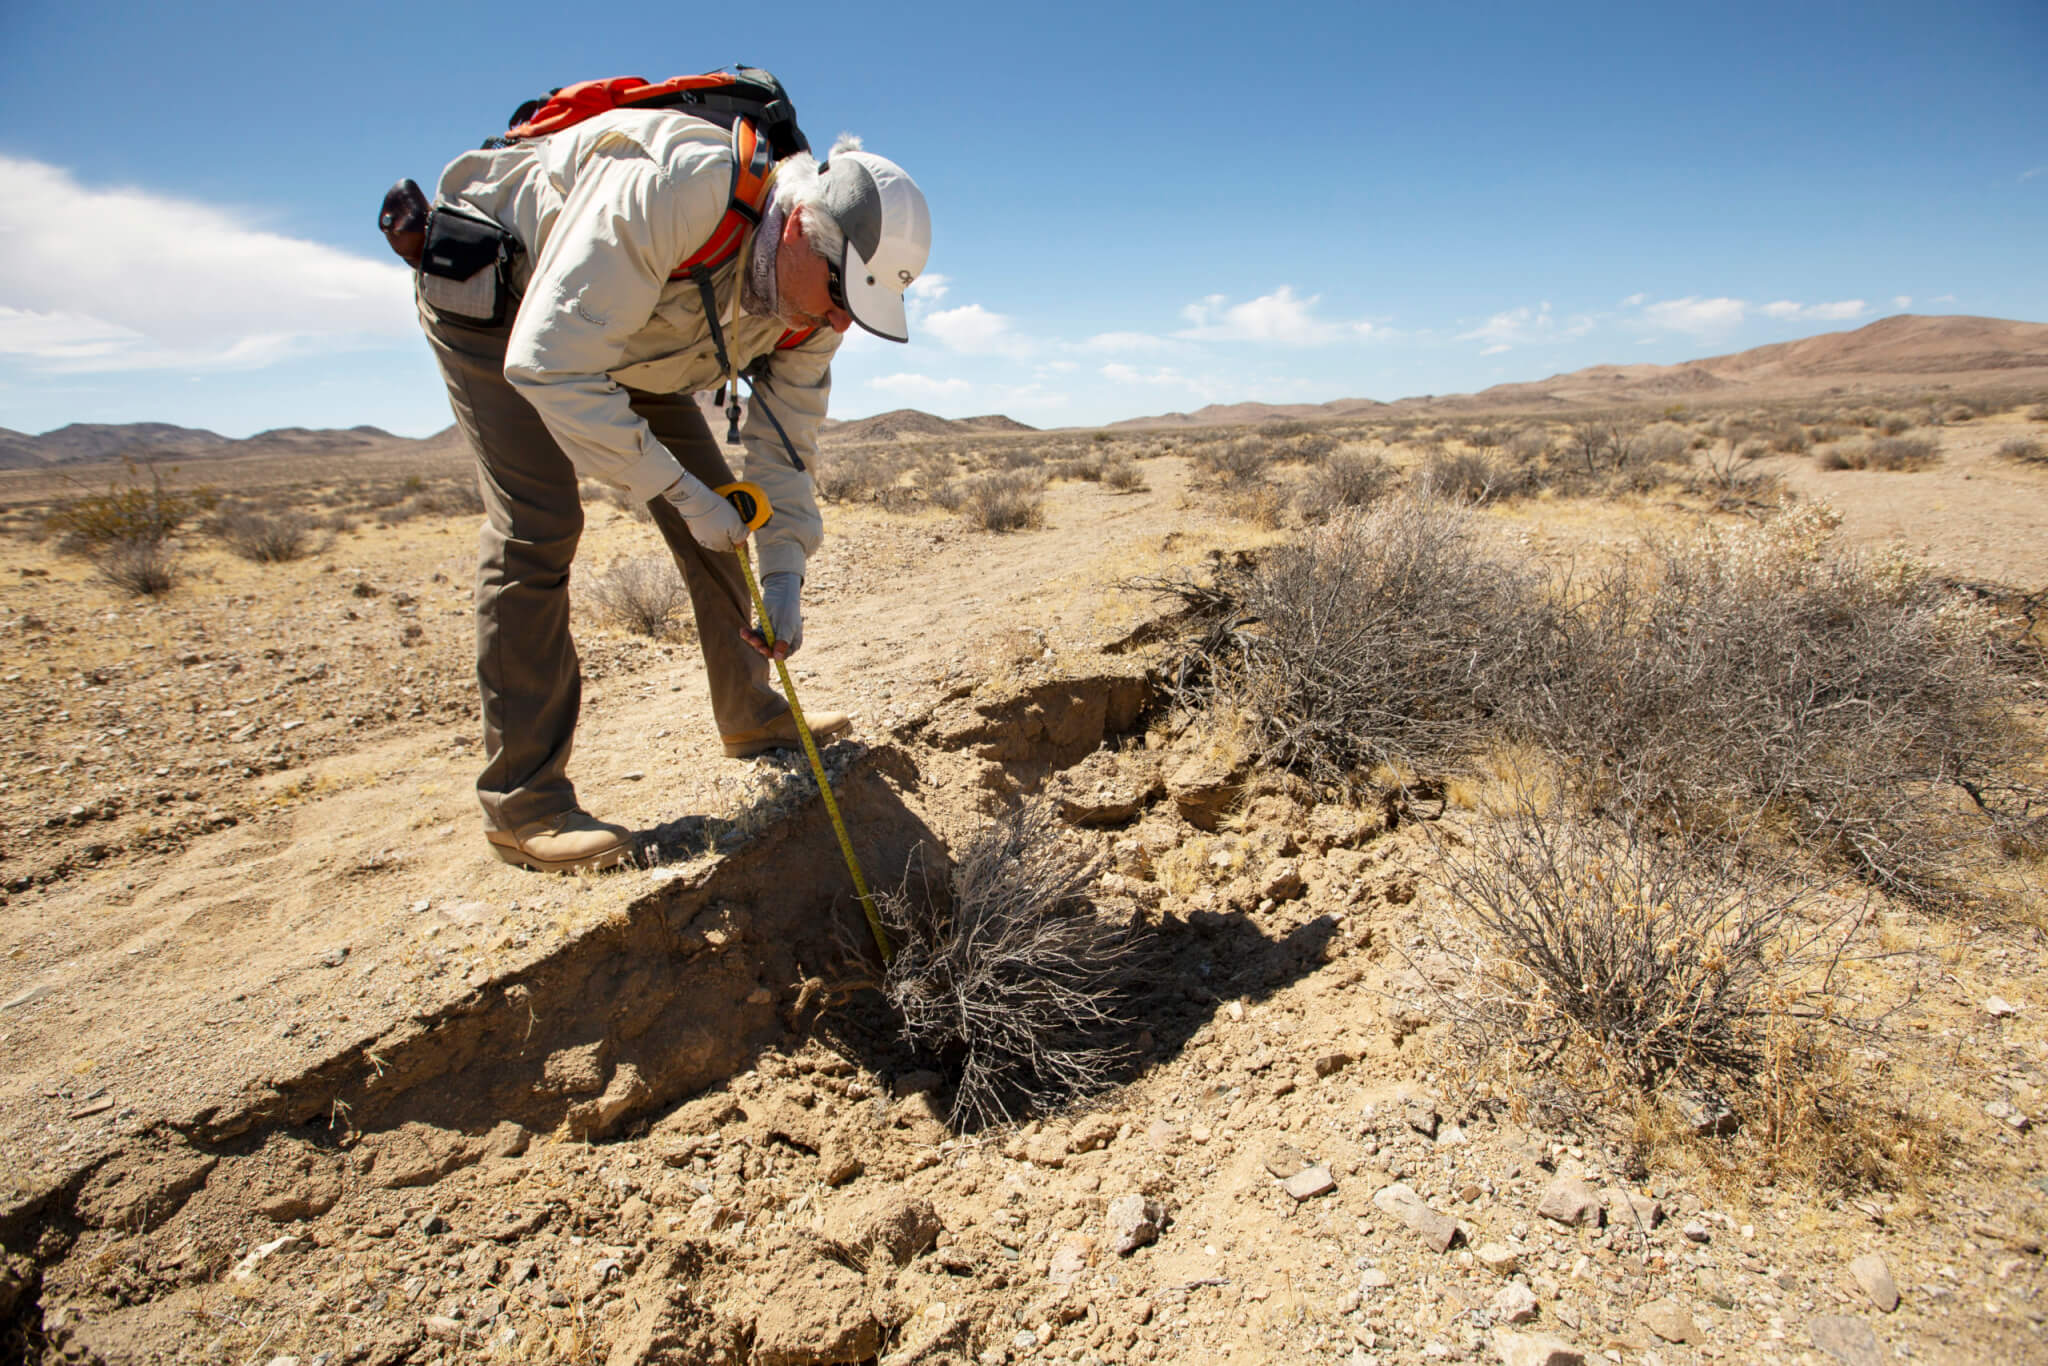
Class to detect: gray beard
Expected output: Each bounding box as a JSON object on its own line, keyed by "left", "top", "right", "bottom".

{"left": 740, "top": 199, "right": 786, "bottom": 319}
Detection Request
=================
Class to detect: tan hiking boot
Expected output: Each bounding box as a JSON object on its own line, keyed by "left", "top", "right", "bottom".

{"left": 485, "top": 810, "right": 632, "bottom": 873}
{"left": 722, "top": 709, "right": 851, "bottom": 758}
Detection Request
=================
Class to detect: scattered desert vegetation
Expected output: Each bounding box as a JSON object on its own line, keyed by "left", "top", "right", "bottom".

{"left": 580, "top": 554, "right": 692, "bottom": 640}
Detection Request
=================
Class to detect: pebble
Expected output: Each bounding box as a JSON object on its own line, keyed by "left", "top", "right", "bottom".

{"left": 1985, "top": 996, "right": 2019, "bottom": 1017}
{"left": 1849, "top": 1252, "right": 1899, "bottom": 1312}
{"left": 1682, "top": 1220, "right": 1712, "bottom": 1243}
{"left": 1634, "top": 1298, "right": 1699, "bottom": 1343}
{"left": 1475, "top": 1242, "right": 1519, "bottom": 1275}
{"left": 1106, "top": 1194, "right": 1163, "bottom": 1255}
{"left": 1535, "top": 1177, "right": 1602, "bottom": 1228}
{"left": 1359, "top": 1267, "right": 1392, "bottom": 1290}
{"left": 1373, "top": 1182, "right": 1459, "bottom": 1252}
{"left": 1489, "top": 1329, "right": 1587, "bottom": 1366}
{"left": 1282, "top": 1165, "right": 1336, "bottom": 1201}
{"left": 1490, "top": 1282, "right": 1539, "bottom": 1324}
{"left": 1809, "top": 1313, "right": 1884, "bottom": 1366}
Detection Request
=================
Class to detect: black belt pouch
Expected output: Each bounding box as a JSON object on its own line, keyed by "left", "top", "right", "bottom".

{"left": 418, "top": 206, "right": 522, "bottom": 327}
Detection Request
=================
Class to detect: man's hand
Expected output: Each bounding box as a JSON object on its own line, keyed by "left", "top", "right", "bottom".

{"left": 742, "top": 571, "right": 802, "bottom": 660}
{"left": 661, "top": 471, "right": 748, "bottom": 551}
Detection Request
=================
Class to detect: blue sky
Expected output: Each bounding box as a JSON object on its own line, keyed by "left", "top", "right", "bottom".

{"left": 1, "top": 0, "right": 2042, "bottom": 437}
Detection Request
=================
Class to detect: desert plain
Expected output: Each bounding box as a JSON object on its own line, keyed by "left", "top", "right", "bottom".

{"left": 1, "top": 314, "right": 2047, "bottom": 1366}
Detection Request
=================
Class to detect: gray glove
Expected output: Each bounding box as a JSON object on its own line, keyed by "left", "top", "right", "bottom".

{"left": 759, "top": 571, "right": 803, "bottom": 655}
{"left": 661, "top": 471, "right": 747, "bottom": 552}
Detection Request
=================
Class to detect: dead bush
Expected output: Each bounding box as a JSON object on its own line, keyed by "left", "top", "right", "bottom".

{"left": 212, "top": 508, "right": 314, "bottom": 563}
{"left": 96, "top": 538, "right": 178, "bottom": 597}
{"left": 1437, "top": 806, "right": 1817, "bottom": 1087}
{"left": 46, "top": 462, "right": 202, "bottom": 554}
{"left": 959, "top": 471, "right": 1045, "bottom": 532}
{"left": 881, "top": 801, "right": 1136, "bottom": 1127}
{"left": 1818, "top": 435, "right": 1939, "bottom": 471}
{"left": 581, "top": 555, "right": 690, "bottom": 639}
{"left": 1196, "top": 435, "right": 1278, "bottom": 483}
{"left": 1876, "top": 412, "right": 1913, "bottom": 436}
{"left": 1531, "top": 505, "right": 2033, "bottom": 907}
{"left": 1146, "top": 498, "right": 1551, "bottom": 784}
{"left": 1418, "top": 449, "right": 1522, "bottom": 504}
{"left": 816, "top": 448, "right": 907, "bottom": 504}
{"left": 1996, "top": 435, "right": 2045, "bottom": 465}
{"left": 1102, "top": 458, "right": 1147, "bottom": 493}
{"left": 2028, "top": 404, "right": 2048, "bottom": 422}
{"left": 1295, "top": 450, "right": 1395, "bottom": 523}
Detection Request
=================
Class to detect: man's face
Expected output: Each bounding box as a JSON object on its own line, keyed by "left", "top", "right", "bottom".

{"left": 773, "top": 206, "right": 854, "bottom": 334}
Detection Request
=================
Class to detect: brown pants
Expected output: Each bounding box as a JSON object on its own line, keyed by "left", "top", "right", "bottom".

{"left": 420, "top": 303, "right": 786, "bottom": 832}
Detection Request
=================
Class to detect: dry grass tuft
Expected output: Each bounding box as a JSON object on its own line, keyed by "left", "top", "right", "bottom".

{"left": 580, "top": 555, "right": 691, "bottom": 640}
{"left": 1295, "top": 450, "right": 1395, "bottom": 523}
{"left": 213, "top": 508, "right": 315, "bottom": 563}
{"left": 881, "top": 801, "right": 1137, "bottom": 1127}
{"left": 1818, "top": 435, "right": 1940, "bottom": 471}
{"left": 96, "top": 538, "right": 178, "bottom": 597}
{"left": 1996, "top": 435, "right": 2045, "bottom": 465}
{"left": 958, "top": 471, "right": 1046, "bottom": 532}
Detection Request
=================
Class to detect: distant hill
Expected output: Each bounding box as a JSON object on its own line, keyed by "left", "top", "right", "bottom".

{"left": 822, "top": 408, "right": 1036, "bottom": 443}
{"left": 1106, "top": 315, "right": 2048, "bottom": 428}
{"left": 0, "top": 421, "right": 456, "bottom": 472}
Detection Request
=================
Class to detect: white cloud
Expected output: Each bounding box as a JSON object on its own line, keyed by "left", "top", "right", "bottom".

{"left": 904, "top": 272, "right": 949, "bottom": 325}
{"left": 2022, "top": 166, "right": 2044, "bottom": 182}
{"left": 1080, "top": 330, "right": 1180, "bottom": 354}
{"left": 1639, "top": 296, "right": 1748, "bottom": 336}
{"left": 0, "top": 156, "right": 414, "bottom": 374}
{"left": 1932, "top": 293, "right": 1957, "bottom": 303}
{"left": 1175, "top": 286, "right": 1367, "bottom": 346}
{"left": 921, "top": 303, "right": 1033, "bottom": 357}
{"left": 1620, "top": 292, "right": 1647, "bottom": 307}
{"left": 868, "top": 372, "right": 972, "bottom": 399}
{"left": 1456, "top": 302, "right": 1593, "bottom": 353}
{"left": 1892, "top": 295, "right": 1913, "bottom": 309}
{"left": 1761, "top": 299, "right": 1867, "bottom": 322}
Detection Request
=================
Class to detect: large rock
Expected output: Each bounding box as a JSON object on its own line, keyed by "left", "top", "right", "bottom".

{"left": 1106, "top": 1194, "right": 1164, "bottom": 1255}
{"left": 1372, "top": 1182, "right": 1459, "bottom": 1252}
{"left": 1810, "top": 1314, "right": 1884, "bottom": 1366}
{"left": 1490, "top": 1330, "right": 1586, "bottom": 1366}
{"left": 1849, "top": 1253, "right": 1899, "bottom": 1312}
{"left": 848, "top": 1193, "right": 942, "bottom": 1266}
{"left": 1047, "top": 750, "right": 1163, "bottom": 827}
{"left": 1535, "top": 1177, "right": 1602, "bottom": 1228}
{"left": 1166, "top": 748, "right": 1247, "bottom": 831}
{"left": 1635, "top": 1298, "right": 1700, "bottom": 1343}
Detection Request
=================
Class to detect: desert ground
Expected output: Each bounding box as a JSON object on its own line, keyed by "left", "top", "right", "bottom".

{"left": 2, "top": 376, "right": 2047, "bottom": 1366}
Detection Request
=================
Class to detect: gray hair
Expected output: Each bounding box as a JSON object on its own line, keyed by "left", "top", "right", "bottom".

{"left": 770, "top": 133, "right": 864, "bottom": 263}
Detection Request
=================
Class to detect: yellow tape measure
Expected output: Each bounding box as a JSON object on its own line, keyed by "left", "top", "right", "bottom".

{"left": 717, "top": 481, "right": 771, "bottom": 530}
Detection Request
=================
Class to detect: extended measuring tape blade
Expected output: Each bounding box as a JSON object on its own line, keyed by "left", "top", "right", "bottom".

{"left": 716, "top": 481, "right": 771, "bottom": 530}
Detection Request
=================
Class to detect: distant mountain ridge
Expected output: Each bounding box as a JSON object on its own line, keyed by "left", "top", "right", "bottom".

{"left": 1108, "top": 314, "right": 2048, "bottom": 429}
{"left": 0, "top": 421, "right": 427, "bottom": 472}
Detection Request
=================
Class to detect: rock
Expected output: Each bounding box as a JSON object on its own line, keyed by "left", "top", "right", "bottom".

{"left": 849, "top": 1193, "right": 942, "bottom": 1266}
{"left": 1313, "top": 1051, "right": 1351, "bottom": 1078}
{"left": 1, "top": 984, "right": 53, "bottom": 1011}
{"left": 1106, "top": 1194, "right": 1164, "bottom": 1255}
{"left": 1264, "top": 1143, "right": 1309, "bottom": 1179}
{"left": 1670, "top": 1088, "right": 1739, "bottom": 1137}
{"left": 1165, "top": 749, "right": 1246, "bottom": 831}
{"left": 1602, "top": 1187, "right": 1662, "bottom": 1229}
{"left": 1048, "top": 750, "right": 1163, "bottom": 827}
{"left": 1849, "top": 1252, "right": 1899, "bottom": 1312}
{"left": 1282, "top": 1165, "right": 1336, "bottom": 1201}
{"left": 1490, "top": 1282, "right": 1539, "bottom": 1324}
{"left": 1023, "top": 1128, "right": 1070, "bottom": 1168}
{"left": 482, "top": 1120, "right": 530, "bottom": 1159}
{"left": 422, "top": 1315, "right": 464, "bottom": 1342}
{"left": 1261, "top": 859, "right": 1305, "bottom": 901}
{"left": 1475, "top": 1243, "right": 1519, "bottom": 1276}
{"left": 1145, "top": 1118, "right": 1181, "bottom": 1151}
{"left": 230, "top": 1235, "right": 303, "bottom": 1281}
{"left": 1489, "top": 1330, "right": 1586, "bottom": 1366}
{"left": 1810, "top": 1314, "right": 1883, "bottom": 1366}
{"left": 1405, "top": 1100, "right": 1440, "bottom": 1139}
{"left": 1359, "top": 1267, "right": 1392, "bottom": 1289}
{"left": 564, "top": 1062, "right": 651, "bottom": 1140}
{"left": 1047, "top": 1236, "right": 1092, "bottom": 1285}
{"left": 1682, "top": 1219, "right": 1711, "bottom": 1243}
{"left": 1695, "top": 1268, "right": 1735, "bottom": 1308}
{"left": 1068, "top": 1114, "right": 1117, "bottom": 1153}
{"left": 820, "top": 1149, "right": 864, "bottom": 1187}
{"left": 1985, "top": 996, "right": 2019, "bottom": 1017}
{"left": 1373, "top": 1182, "right": 1459, "bottom": 1252}
{"left": 1635, "top": 1298, "right": 1699, "bottom": 1343}
{"left": 316, "top": 946, "right": 348, "bottom": 968}
{"left": 1535, "top": 1177, "right": 1601, "bottom": 1228}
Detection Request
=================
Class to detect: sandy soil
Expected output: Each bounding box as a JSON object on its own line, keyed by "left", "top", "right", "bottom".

{"left": 0, "top": 417, "right": 2044, "bottom": 1366}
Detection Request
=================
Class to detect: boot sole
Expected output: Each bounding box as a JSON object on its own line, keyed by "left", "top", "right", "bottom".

{"left": 722, "top": 717, "right": 851, "bottom": 758}
{"left": 485, "top": 838, "right": 632, "bottom": 874}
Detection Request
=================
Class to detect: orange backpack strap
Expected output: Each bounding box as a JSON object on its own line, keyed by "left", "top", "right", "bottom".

{"left": 671, "top": 118, "right": 774, "bottom": 277}
{"left": 508, "top": 73, "right": 743, "bottom": 140}
{"left": 776, "top": 326, "right": 818, "bottom": 350}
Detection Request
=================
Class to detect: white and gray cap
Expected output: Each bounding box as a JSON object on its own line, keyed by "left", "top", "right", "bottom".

{"left": 815, "top": 146, "right": 930, "bottom": 342}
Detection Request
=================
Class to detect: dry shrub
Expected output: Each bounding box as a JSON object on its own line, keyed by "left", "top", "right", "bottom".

{"left": 1221, "top": 480, "right": 1287, "bottom": 527}
{"left": 45, "top": 463, "right": 201, "bottom": 554}
{"left": 2028, "top": 404, "right": 2048, "bottom": 423}
{"left": 1535, "top": 505, "right": 2032, "bottom": 907}
{"left": 1146, "top": 498, "right": 1548, "bottom": 784}
{"left": 96, "top": 538, "right": 177, "bottom": 597}
{"left": 1196, "top": 435, "right": 1278, "bottom": 483}
{"left": 213, "top": 508, "right": 314, "bottom": 563}
{"left": 959, "top": 471, "right": 1045, "bottom": 532}
{"left": 1437, "top": 806, "right": 1818, "bottom": 1086}
{"left": 1818, "top": 435, "right": 1940, "bottom": 471}
{"left": 1876, "top": 412, "right": 1914, "bottom": 436}
{"left": 1102, "top": 458, "right": 1147, "bottom": 493}
{"left": 1295, "top": 450, "right": 1395, "bottom": 523}
{"left": 1507, "top": 426, "right": 1551, "bottom": 463}
{"left": 581, "top": 555, "right": 690, "bottom": 639}
{"left": 1418, "top": 449, "right": 1518, "bottom": 505}
{"left": 816, "top": 448, "right": 907, "bottom": 504}
{"left": 1996, "top": 435, "right": 2045, "bottom": 465}
{"left": 881, "top": 801, "right": 1136, "bottom": 1126}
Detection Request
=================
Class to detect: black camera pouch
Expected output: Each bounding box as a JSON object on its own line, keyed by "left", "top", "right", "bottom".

{"left": 418, "top": 206, "right": 522, "bottom": 327}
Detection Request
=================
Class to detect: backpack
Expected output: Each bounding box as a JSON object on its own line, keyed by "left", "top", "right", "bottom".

{"left": 495, "top": 67, "right": 817, "bottom": 444}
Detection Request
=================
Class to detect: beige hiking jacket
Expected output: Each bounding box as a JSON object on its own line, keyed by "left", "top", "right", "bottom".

{"left": 435, "top": 109, "right": 835, "bottom": 579}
